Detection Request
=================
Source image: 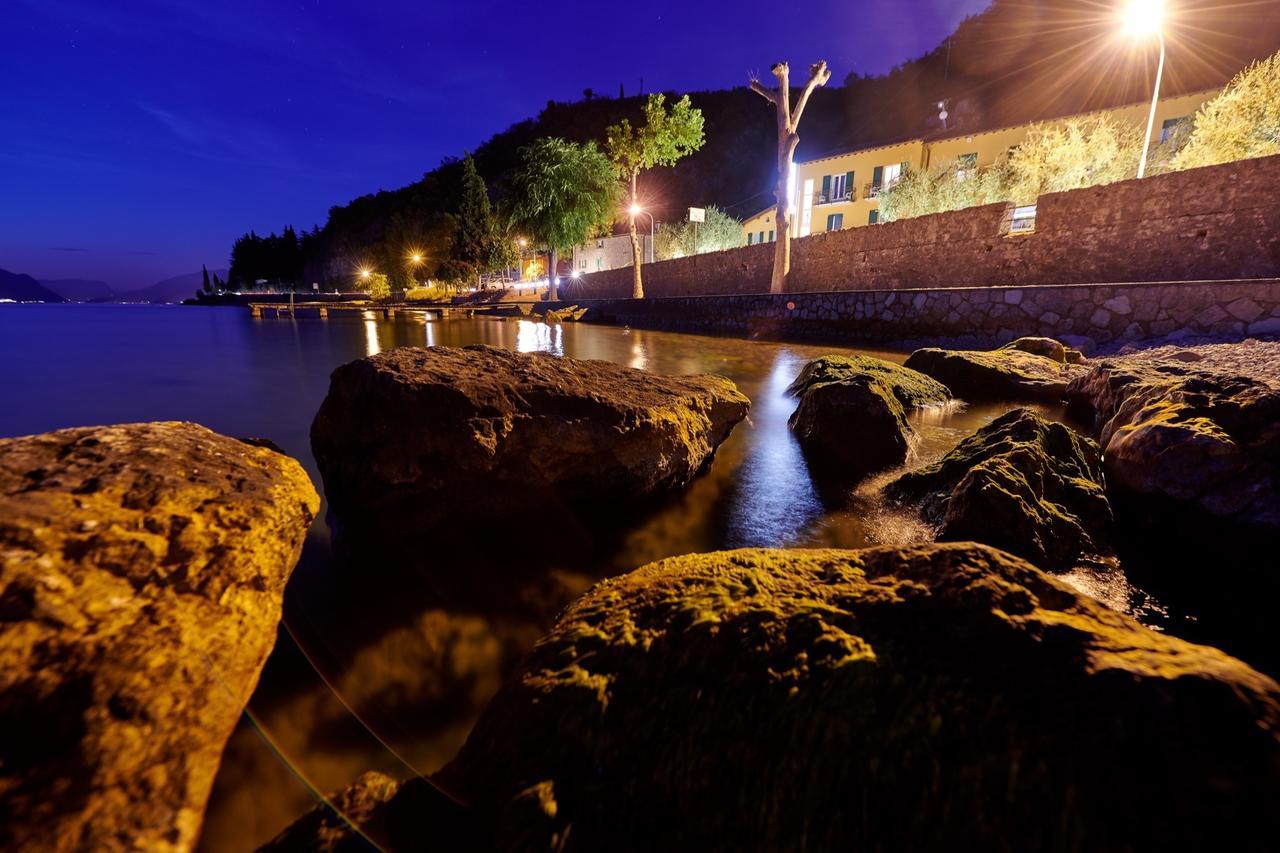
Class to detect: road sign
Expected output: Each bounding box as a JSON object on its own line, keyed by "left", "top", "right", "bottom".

{"left": 688, "top": 207, "right": 706, "bottom": 223}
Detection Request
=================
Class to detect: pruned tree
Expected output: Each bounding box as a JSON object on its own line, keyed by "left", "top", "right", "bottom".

{"left": 510, "top": 137, "right": 619, "bottom": 302}
{"left": 606, "top": 93, "right": 706, "bottom": 298}
{"left": 654, "top": 205, "right": 742, "bottom": 259}
{"left": 750, "top": 61, "right": 831, "bottom": 294}
{"left": 455, "top": 152, "right": 503, "bottom": 287}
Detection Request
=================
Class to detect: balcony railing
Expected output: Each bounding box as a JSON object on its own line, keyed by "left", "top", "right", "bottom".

{"left": 813, "top": 188, "right": 854, "bottom": 205}
{"left": 863, "top": 177, "right": 903, "bottom": 199}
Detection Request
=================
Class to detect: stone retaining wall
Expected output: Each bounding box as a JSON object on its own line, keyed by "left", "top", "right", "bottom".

{"left": 566, "top": 279, "right": 1280, "bottom": 351}
{"left": 560, "top": 154, "right": 1280, "bottom": 300}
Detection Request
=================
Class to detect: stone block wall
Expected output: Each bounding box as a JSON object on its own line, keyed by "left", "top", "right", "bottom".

{"left": 568, "top": 279, "right": 1280, "bottom": 351}
{"left": 560, "top": 154, "right": 1280, "bottom": 301}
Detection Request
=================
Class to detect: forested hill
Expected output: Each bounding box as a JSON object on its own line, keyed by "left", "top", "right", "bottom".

{"left": 292, "top": 0, "right": 1280, "bottom": 285}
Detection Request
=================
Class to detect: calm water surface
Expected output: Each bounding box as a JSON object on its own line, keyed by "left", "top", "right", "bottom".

{"left": 0, "top": 304, "right": 1167, "bottom": 849}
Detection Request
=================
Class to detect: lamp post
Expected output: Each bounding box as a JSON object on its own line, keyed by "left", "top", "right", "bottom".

{"left": 1125, "top": 0, "right": 1166, "bottom": 179}
{"left": 407, "top": 253, "right": 423, "bottom": 287}
{"left": 629, "top": 203, "right": 655, "bottom": 264}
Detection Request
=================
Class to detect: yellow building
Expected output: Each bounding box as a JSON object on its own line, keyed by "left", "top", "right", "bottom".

{"left": 743, "top": 88, "right": 1216, "bottom": 243}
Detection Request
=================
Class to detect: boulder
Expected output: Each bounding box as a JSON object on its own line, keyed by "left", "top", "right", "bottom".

{"left": 261, "top": 771, "right": 401, "bottom": 852}
{"left": 786, "top": 355, "right": 950, "bottom": 483}
{"left": 884, "top": 408, "right": 1112, "bottom": 570}
{"left": 0, "top": 422, "right": 319, "bottom": 851}
{"left": 310, "top": 346, "right": 749, "bottom": 541}
{"left": 1066, "top": 355, "right": 1280, "bottom": 534}
{"left": 905, "top": 341, "right": 1085, "bottom": 402}
{"left": 277, "top": 544, "right": 1280, "bottom": 851}
{"left": 999, "top": 335, "right": 1067, "bottom": 363}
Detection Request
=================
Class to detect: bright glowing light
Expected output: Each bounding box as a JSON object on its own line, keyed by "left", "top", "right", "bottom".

{"left": 1123, "top": 0, "right": 1162, "bottom": 35}
{"left": 629, "top": 203, "right": 643, "bottom": 216}
{"left": 517, "top": 237, "right": 528, "bottom": 248}
{"left": 571, "top": 270, "right": 581, "bottom": 278}
{"left": 410, "top": 253, "right": 423, "bottom": 264}
{"left": 359, "top": 268, "right": 371, "bottom": 279}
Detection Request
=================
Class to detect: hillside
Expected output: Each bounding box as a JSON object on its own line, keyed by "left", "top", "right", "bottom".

{"left": 0, "top": 269, "right": 66, "bottom": 303}
{"left": 289, "top": 0, "right": 1280, "bottom": 285}
{"left": 122, "top": 269, "right": 229, "bottom": 304}
{"left": 42, "top": 279, "right": 116, "bottom": 302}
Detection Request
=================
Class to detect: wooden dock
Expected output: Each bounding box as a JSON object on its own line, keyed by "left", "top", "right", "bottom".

{"left": 247, "top": 302, "right": 492, "bottom": 320}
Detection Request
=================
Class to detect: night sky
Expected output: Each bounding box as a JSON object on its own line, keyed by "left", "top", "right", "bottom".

{"left": 1, "top": 0, "right": 989, "bottom": 289}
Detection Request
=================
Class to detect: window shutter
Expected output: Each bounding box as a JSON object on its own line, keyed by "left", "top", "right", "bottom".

{"left": 820, "top": 175, "right": 831, "bottom": 202}
{"left": 844, "top": 171, "right": 854, "bottom": 199}
{"left": 747, "top": 233, "right": 754, "bottom": 245}
{"left": 872, "top": 166, "right": 883, "bottom": 187}
{"left": 768, "top": 230, "right": 775, "bottom": 242}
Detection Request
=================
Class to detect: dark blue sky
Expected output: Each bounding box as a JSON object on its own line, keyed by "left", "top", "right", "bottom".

{"left": 1, "top": 0, "right": 988, "bottom": 289}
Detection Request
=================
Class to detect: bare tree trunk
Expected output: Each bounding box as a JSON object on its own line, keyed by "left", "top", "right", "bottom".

{"left": 751, "top": 61, "right": 831, "bottom": 295}
{"left": 548, "top": 248, "right": 558, "bottom": 302}
{"left": 628, "top": 171, "right": 644, "bottom": 299}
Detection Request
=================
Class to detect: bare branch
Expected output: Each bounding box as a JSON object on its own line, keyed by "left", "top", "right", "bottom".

{"left": 789, "top": 60, "right": 831, "bottom": 127}
{"left": 749, "top": 78, "right": 777, "bottom": 104}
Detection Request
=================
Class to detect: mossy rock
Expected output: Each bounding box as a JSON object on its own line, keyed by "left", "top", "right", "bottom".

{"left": 885, "top": 408, "right": 1112, "bottom": 570}
{"left": 905, "top": 342, "right": 1085, "bottom": 402}
{"left": 999, "top": 336, "right": 1067, "bottom": 363}
{"left": 277, "top": 544, "right": 1280, "bottom": 851}
{"left": 786, "top": 355, "right": 950, "bottom": 485}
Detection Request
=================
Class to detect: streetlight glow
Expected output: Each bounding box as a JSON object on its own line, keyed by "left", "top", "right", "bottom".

{"left": 410, "top": 253, "right": 422, "bottom": 264}
{"left": 1124, "top": 0, "right": 1163, "bottom": 35}
{"left": 359, "top": 268, "right": 371, "bottom": 279}
{"left": 629, "top": 203, "right": 643, "bottom": 216}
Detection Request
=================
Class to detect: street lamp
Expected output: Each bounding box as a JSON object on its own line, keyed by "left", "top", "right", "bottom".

{"left": 1125, "top": 0, "right": 1166, "bottom": 178}
{"left": 630, "top": 203, "right": 655, "bottom": 264}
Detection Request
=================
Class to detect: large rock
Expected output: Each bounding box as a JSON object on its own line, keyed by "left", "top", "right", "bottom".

{"left": 1066, "top": 353, "right": 1280, "bottom": 534}
{"left": 885, "top": 408, "right": 1112, "bottom": 570}
{"left": 273, "top": 544, "right": 1280, "bottom": 852}
{"left": 0, "top": 422, "right": 318, "bottom": 851}
{"left": 311, "top": 346, "right": 749, "bottom": 541}
{"left": 905, "top": 339, "right": 1086, "bottom": 401}
{"left": 786, "top": 355, "right": 950, "bottom": 483}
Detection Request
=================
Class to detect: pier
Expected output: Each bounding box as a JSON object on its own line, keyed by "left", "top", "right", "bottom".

{"left": 247, "top": 302, "right": 493, "bottom": 320}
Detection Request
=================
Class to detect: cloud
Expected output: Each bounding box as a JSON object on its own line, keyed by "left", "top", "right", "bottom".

{"left": 48, "top": 246, "right": 89, "bottom": 252}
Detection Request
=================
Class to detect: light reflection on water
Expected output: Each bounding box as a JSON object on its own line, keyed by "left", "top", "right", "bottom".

{"left": 0, "top": 305, "right": 1173, "bottom": 849}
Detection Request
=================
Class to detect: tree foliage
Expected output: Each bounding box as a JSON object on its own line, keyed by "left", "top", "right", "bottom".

{"left": 228, "top": 226, "right": 309, "bottom": 289}
{"left": 510, "top": 138, "right": 619, "bottom": 254}
{"left": 364, "top": 272, "right": 391, "bottom": 301}
{"left": 454, "top": 153, "right": 507, "bottom": 283}
{"left": 879, "top": 115, "right": 1141, "bottom": 222}
{"left": 1172, "top": 49, "right": 1280, "bottom": 170}
{"left": 606, "top": 94, "right": 706, "bottom": 181}
{"left": 654, "top": 206, "right": 742, "bottom": 259}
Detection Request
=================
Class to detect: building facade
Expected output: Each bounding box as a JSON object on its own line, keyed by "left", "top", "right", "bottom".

{"left": 572, "top": 234, "right": 655, "bottom": 274}
{"left": 743, "top": 89, "right": 1215, "bottom": 244}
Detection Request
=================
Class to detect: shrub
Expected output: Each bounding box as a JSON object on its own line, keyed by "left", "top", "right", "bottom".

{"left": 1172, "top": 50, "right": 1280, "bottom": 170}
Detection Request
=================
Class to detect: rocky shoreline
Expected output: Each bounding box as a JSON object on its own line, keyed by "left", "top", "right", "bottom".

{"left": 3, "top": 337, "right": 1277, "bottom": 851}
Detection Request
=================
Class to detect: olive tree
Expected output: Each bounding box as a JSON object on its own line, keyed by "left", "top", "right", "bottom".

{"left": 510, "top": 138, "right": 619, "bottom": 302}
{"left": 606, "top": 94, "right": 705, "bottom": 298}
{"left": 1173, "top": 50, "right": 1280, "bottom": 170}
{"left": 654, "top": 205, "right": 742, "bottom": 259}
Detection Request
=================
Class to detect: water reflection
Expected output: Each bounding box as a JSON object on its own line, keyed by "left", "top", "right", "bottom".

{"left": 363, "top": 312, "right": 380, "bottom": 356}
{"left": 723, "top": 349, "right": 823, "bottom": 548}
{"left": 514, "top": 319, "right": 563, "bottom": 355}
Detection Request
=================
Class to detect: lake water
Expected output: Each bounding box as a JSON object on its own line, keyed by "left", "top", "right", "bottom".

{"left": 0, "top": 304, "right": 1176, "bottom": 849}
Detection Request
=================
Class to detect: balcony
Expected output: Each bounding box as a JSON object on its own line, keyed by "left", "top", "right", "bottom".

{"left": 813, "top": 188, "right": 854, "bottom": 205}
{"left": 863, "top": 177, "right": 903, "bottom": 199}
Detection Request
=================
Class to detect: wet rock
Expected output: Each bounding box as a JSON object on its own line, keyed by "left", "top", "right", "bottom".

{"left": 261, "top": 771, "right": 400, "bottom": 853}
{"left": 541, "top": 305, "right": 588, "bottom": 323}
{"left": 885, "top": 408, "right": 1112, "bottom": 570}
{"left": 295, "top": 544, "right": 1280, "bottom": 851}
{"left": 1066, "top": 356, "right": 1280, "bottom": 534}
{"left": 311, "top": 346, "right": 749, "bottom": 543}
{"left": 786, "top": 355, "right": 950, "bottom": 483}
{"left": 999, "top": 335, "right": 1067, "bottom": 363}
{"left": 905, "top": 341, "right": 1086, "bottom": 402}
{"left": 0, "top": 422, "right": 319, "bottom": 852}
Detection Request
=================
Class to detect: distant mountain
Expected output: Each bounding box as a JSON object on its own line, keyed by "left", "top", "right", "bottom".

{"left": 0, "top": 269, "right": 66, "bottom": 303}
{"left": 41, "top": 278, "right": 116, "bottom": 302}
{"left": 122, "top": 269, "right": 229, "bottom": 303}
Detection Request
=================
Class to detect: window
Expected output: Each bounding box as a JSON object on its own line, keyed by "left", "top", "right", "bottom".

{"left": 799, "top": 178, "right": 814, "bottom": 236}
{"left": 826, "top": 213, "right": 844, "bottom": 231}
{"left": 1160, "top": 116, "right": 1190, "bottom": 144}
{"left": 1009, "top": 204, "right": 1037, "bottom": 235}
{"left": 758, "top": 231, "right": 766, "bottom": 244}
{"left": 821, "top": 171, "right": 853, "bottom": 203}
{"left": 868, "top": 209, "right": 880, "bottom": 225}
{"left": 956, "top": 152, "right": 978, "bottom": 181}
{"left": 747, "top": 232, "right": 754, "bottom": 245}
{"left": 768, "top": 230, "right": 775, "bottom": 242}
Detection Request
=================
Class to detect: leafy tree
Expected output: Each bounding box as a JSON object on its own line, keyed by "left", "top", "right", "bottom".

{"left": 1172, "top": 49, "right": 1280, "bottom": 170}
{"left": 364, "top": 272, "right": 391, "bottom": 301}
{"left": 878, "top": 159, "right": 1010, "bottom": 222}
{"left": 510, "top": 137, "right": 619, "bottom": 302}
{"left": 654, "top": 206, "right": 742, "bottom": 259}
{"left": 201, "top": 265, "right": 212, "bottom": 293}
{"left": 1003, "top": 115, "right": 1141, "bottom": 203}
{"left": 454, "top": 153, "right": 505, "bottom": 287}
{"left": 606, "top": 94, "right": 706, "bottom": 298}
